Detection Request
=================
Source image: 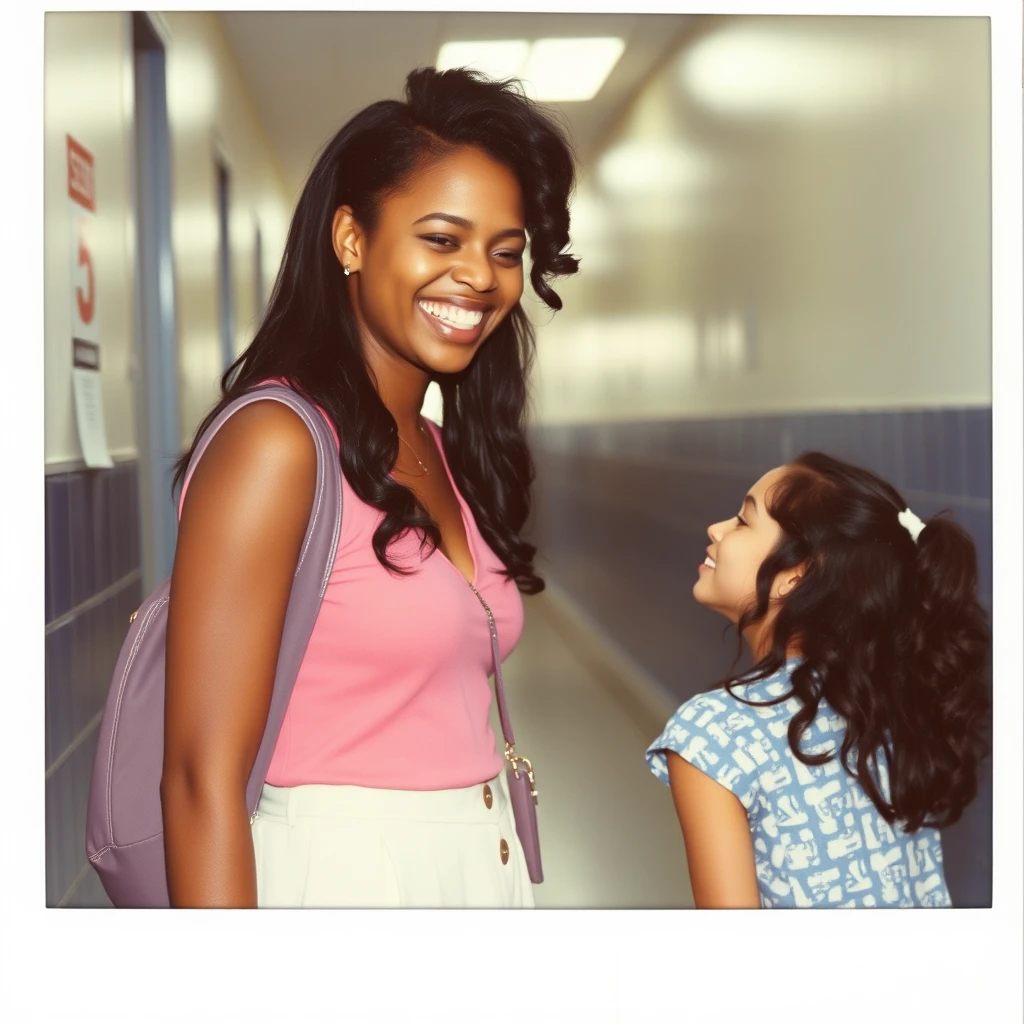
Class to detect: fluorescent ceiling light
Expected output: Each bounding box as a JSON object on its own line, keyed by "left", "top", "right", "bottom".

{"left": 522, "top": 37, "right": 625, "bottom": 102}
{"left": 435, "top": 37, "right": 625, "bottom": 102}
{"left": 596, "top": 140, "right": 715, "bottom": 197}
{"left": 677, "top": 26, "right": 926, "bottom": 118}
{"left": 435, "top": 40, "right": 530, "bottom": 82}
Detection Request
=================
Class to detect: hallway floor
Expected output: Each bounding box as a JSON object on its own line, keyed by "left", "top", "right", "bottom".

{"left": 498, "top": 590, "right": 693, "bottom": 910}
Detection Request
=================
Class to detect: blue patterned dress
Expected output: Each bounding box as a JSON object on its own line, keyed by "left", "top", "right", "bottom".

{"left": 646, "top": 662, "right": 952, "bottom": 908}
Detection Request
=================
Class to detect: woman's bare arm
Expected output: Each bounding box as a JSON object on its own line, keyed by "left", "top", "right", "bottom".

{"left": 161, "top": 401, "right": 316, "bottom": 908}
{"left": 666, "top": 752, "right": 761, "bottom": 909}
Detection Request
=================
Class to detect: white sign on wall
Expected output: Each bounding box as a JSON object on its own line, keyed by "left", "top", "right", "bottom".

{"left": 67, "top": 134, "right": 112, "bottom": 469}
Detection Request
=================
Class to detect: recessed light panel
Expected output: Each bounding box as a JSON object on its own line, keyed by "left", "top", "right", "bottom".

{"left": 522, "top": 37, "right": 625, "bottom": 102}
{"left": 677, "top": 26, "right": 923, "bottom": 117}
{"left": 434, "top": 37, "right": 625, "bottom": 102}
{"left": 435, "top": 40, "right": 531, "bottom": 82}
{"left": 596, "top": 140, "right": 714, "bottom": 197}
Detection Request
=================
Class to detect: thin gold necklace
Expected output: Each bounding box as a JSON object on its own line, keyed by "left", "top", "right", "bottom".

{"left": 397, "top": 421, "right": 429, "bottom": 475}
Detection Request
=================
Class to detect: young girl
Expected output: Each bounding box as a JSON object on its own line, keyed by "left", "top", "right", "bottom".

{"left": 647, "top": 452, "right": 990, "bottom": 908}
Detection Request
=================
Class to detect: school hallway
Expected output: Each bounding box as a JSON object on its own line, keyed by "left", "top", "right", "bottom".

{"left": 43, "top": 9, "right": 991, "bottom": 917}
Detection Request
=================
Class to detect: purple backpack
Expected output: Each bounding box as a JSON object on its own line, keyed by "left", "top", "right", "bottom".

{"left": 85, "top": 385, "right": 342, "bottom": 908}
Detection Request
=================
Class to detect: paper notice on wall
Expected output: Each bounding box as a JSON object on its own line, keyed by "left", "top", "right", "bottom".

{"left": 67, "top": 135, "right": 111, "bottom": 467}
{"left": 72, "top": 340, "right": 112, "bottom": 468}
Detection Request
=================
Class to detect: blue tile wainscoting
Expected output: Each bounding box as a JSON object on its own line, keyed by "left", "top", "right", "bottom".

{"left": 45, "top": 461, "right": 142, "bottom": 909}
{"left": 529, "top": 406, "right": 992, "bottom": 908}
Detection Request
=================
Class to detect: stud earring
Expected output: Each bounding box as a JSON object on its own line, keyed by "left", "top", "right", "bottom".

{"left": 343, "top": 263, "right": 351, "bottom": 277}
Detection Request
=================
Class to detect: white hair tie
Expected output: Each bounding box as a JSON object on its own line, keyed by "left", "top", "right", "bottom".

{"left": 898, "top": 507, "right": 926, "bottom": 543}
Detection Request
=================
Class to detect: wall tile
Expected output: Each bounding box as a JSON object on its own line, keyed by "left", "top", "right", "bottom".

{"left": 109, "top": 468, "right": 126, "bottom": 582}
{"left": 83, "top": 604, "right": 104, "bottom": 725}
{"left": 125, "top": 462, "right": 142, "bottom": 575}
{"left": 68, "top": 472, "right": 96, "bottom": 609}
{"left": 127, "top": 464, "right": 141, "bottom": 550}
{"left": 841, "top": 412, "right": 865, "bottom": 463}
{"left": 794, "top": 411, "right": 819, "bottom": 456}
{"left": 128, "top": 572, "right": 143, "bottom": 611}
{"left": 72, "top": 726, "right": 100, "bottom": 880}
{"left": 44, "top": 725, "right": 103, "bottom": 909}
{"left": 116, "top": 581, "right": 133, "bottom": 632}
{"left": 70, "top": 608, "right": 98, "bottom": 739}
{"left": 920, "top": 409, "right": 946, "bottom": 496}
{"left": 122, "top": 466, "right": 139, "bottom": 580}
{"left": 720, "top": 418, "right": 742, "bottom": 465}
{"left": 858, "top": 413, "right": 887, "bottom": 478}
{"left": 960, "top": 506, "right": 993, "bottom": 610}
{"left": 94, "top": 594, "right": 120, "bottom": 712}
{"left": 45, "top": 625, "right": 74, "bottom": 770}
{"left": 92, "top": 468, "right": 112, "bottom": 594}
{"left": 737, "top": 417, "right": 762, "bottom": 472}
{"left": 806, "top": 410, "right": 826, "bottom": 450}
{"left": 944, "top": 409, "right": 968, "bottom": 498}
{"left": 802, "top": 412, "right": 828, "bottom": 459}
{"left": 57, "top": 758, "right": 78, "bottom": 904}
{"left": 45, "top": 476, "right": 72, "bottom": 623}
{"left": 901, "top": 410, "right": 927, "bottom": 492}
{"left": 745, "top": 417, "right": 767, "bottom": 469}
{"left": 692, "top": 420, "right": 716, "bottom": 464}
{"left": 118, "top": 467, "right": 135, "bottom": 581}
{"left": 762, "top": 415, "right": 783, "bottom": 465}
{"left": 879, "top": 410, "right": 906, "bottom": 487}
{"left": 45, "top": 630, "right": 57, "bottom": 770}
{"left": 965, "top": 407, "right": 992, "bottom": 500}
{"left": 104, "top": 470, "right": 120, "bottom": 585}
{"left": 44, "top": 770, "right": 61, "bottom": 906}
{"left": 806, "top": 413, "right": 829, "bottom": 456}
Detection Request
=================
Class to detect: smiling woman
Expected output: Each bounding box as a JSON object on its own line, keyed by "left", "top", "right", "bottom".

{"left": 159, "top": 67, "right": 579, "bottom": 908}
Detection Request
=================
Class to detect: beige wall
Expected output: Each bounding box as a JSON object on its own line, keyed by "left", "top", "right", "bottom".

{"left": 530, "top": 15, "right": 991, "bottom": 424}
{"left": 44, "top": 11, "right": 292, "bottom": 465}
{"left": 162, "top": 11, "right": 291, "bottom": 449}
{"left": 44, "top": 13, "right": 136, "bottom": 464}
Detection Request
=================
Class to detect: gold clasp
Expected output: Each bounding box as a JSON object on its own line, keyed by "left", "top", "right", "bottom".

{"left": 129, "top": 609, "right": 139, "bottom": 624}
{"left": 504, "top": 743, "right": 539, "bottom": 803}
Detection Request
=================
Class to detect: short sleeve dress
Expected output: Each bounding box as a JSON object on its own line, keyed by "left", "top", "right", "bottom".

{"left": 646, "top": 662, "right": 952, "bottom": 908}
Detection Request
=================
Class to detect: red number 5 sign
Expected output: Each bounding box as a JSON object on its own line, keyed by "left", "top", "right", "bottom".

{"left": 68, "top": 135, "right": 98, "bottom": 343}
{"left": 74, "top": 218, "right": 95, "bottom": 326}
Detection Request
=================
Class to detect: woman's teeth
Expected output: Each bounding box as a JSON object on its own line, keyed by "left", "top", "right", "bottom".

{"left": 704, "top": 556, "right": 716, "bottom": 569}
{"left": 419, "top": 300, "right": 484, "bottom": 327}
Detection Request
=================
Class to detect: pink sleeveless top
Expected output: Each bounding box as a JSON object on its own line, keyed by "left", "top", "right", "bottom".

{"left": 182, "top": 401, "right": 523, "bottom": 791}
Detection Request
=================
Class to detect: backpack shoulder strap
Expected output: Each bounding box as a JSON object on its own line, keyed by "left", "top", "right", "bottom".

{"left": 179, "top": 383, "right": 342, "bottom": 817}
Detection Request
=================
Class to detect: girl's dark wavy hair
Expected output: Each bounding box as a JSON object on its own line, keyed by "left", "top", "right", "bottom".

{"left": 719, "top": 451, "right": 990, "bottom": 832}
{"left": 173, "top": 67, "right": 580, "bottom": 593}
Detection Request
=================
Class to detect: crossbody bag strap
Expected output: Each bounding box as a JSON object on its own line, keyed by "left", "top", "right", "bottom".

{"left": 467, "top": 583, "right": 516, "bottom": 749}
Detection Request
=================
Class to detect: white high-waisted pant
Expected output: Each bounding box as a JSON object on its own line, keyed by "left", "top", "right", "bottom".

{"left": 250, "top": 769, "right": 534, "bottom": 908}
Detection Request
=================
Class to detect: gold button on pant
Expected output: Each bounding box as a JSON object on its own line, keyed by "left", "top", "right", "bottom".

{"left": 482, "top": 784, "right": 493, "bottom": 809}
{"left": 499, "top": 838, "right": 509, "bottom": 865}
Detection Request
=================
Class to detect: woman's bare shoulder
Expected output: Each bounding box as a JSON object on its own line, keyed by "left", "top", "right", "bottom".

{"left": 182, "top": 399, "right": 318, "bottom": 522}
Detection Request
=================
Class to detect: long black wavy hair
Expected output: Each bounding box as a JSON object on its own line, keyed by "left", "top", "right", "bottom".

{"left": 173, "top": 67, "right": 579, "bottom": 594}
{"left": 719, "top": 451, "right": 990, "bottom": 832}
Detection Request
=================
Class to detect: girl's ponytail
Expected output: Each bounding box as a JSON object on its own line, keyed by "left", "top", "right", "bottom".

{"left": 894, "top": 514, "right": 991, "bottom": 830}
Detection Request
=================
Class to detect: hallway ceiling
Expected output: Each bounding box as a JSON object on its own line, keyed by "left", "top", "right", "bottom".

{"left": 218, "top": 11, "right": 693, "bottom": 203}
